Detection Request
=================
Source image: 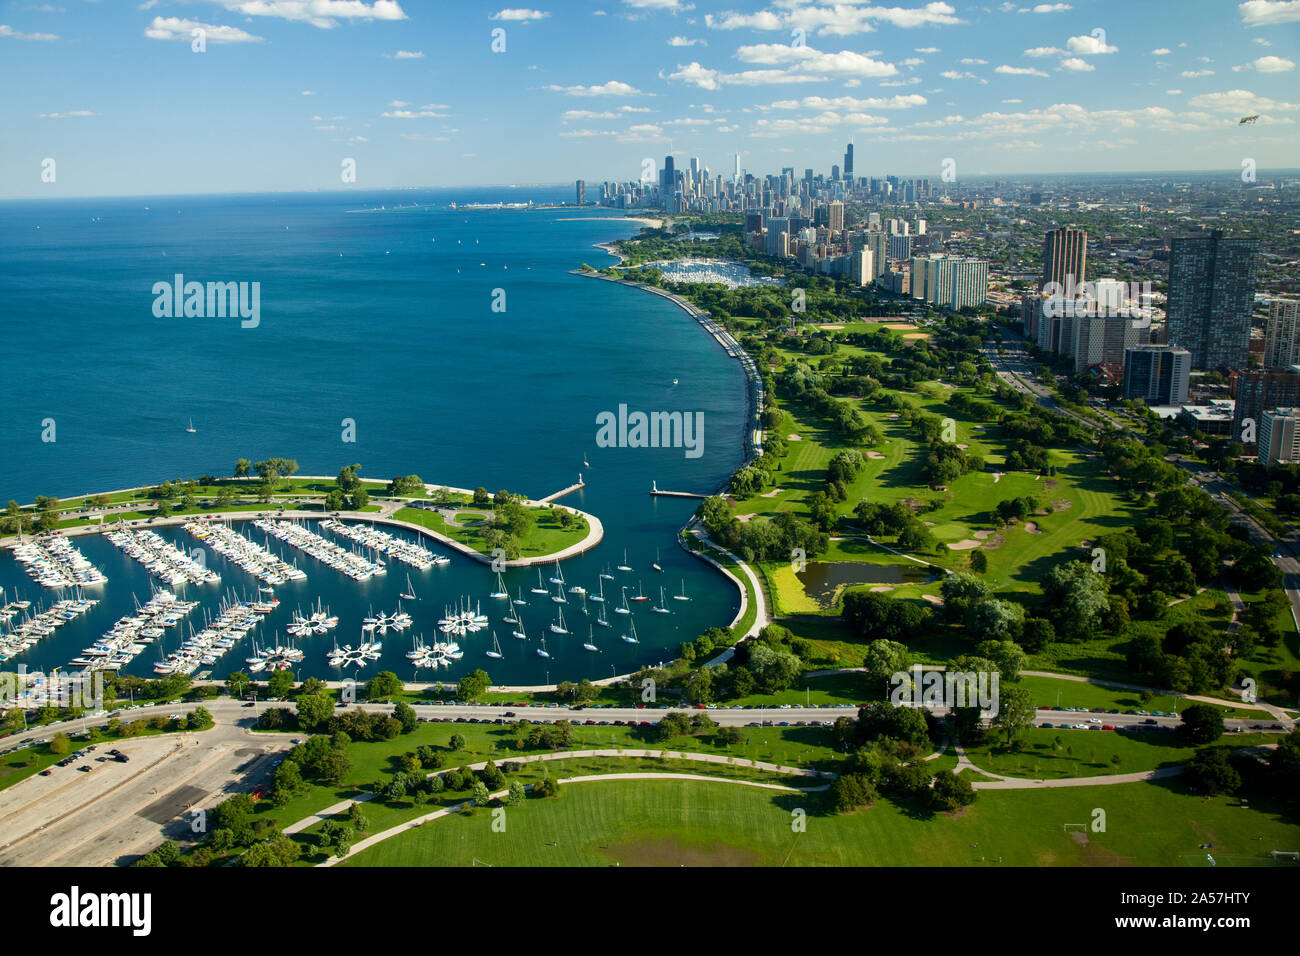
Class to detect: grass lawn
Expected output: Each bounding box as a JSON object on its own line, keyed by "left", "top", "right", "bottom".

{"left": 340, "top": 775, "right": 1300, "bottom": 867}
{"left": 1018, "top": 675, "right": 1264, "bottom": 720}
{"left": 962, "top": 727, "right": 1276, "bottom": 779}
{"left": 394, "top": 506, "right": 588, "bottom": 559}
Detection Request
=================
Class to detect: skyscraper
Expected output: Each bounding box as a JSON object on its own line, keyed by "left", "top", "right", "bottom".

{"left": 1260, "top": 408, "right": 1300, "bottom": 466}
{"left": 1232, "top": 367, "right": 1300, "bottom": 448}
{"left": 1263, "top": 298, "right": 1300, "bottom": 368}
{"left": 1041, "top": 227, "right": 1087, "bottom": 291}
{"left": 733, "top": 152, "right": 741, "bottom": 182}
{"left": 661, "top": 154, "right": 675, "bottom": 208}
{"left": 1166, "top": 230, "right": 1259, "bottom": 369}
{"left": 827, "top": 200, "right": 844, "bottom": 232}
{"left": 843, "top": 142, "right": 854, "bottom": 183}
{"left": 575, "top": 180, "right": 585, "bottom": 206}
{"left": 1124, "top": 344, "right": 1191, "bottom": 405}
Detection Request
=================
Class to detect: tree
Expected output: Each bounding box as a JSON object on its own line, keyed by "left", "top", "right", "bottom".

{"left": 448, "top": 733, "right": 467, "bottom": 751}
{"left": 1184, "top": 747, "right": 1241, "bottom": 796}
{"left": 185, "top": 705, "right": 214, "bottom": 730}
{"left": 862, "top": 639, "right": 912, "bottom": 682}
{"left": 471, "top": 781, "right": 491, "bottom": 807}
{"left": 393, "top": 701, "right": 418, "bottom": 734}
{"left": 364, "top": 671, "right": 403, "bottom": 701}
{"left": 234, "top": 459, "right": 251, "bottom": 478}
{"left": 457, "top": 669, "right": 491, "bottom": 702}
{"left": 992, "top": 687, "right": 1035, "bottom": 747}
{"left": 1178, "top": 703, "right": 1224, "bottom": 744}
{"left": 829, "top": 773, "right": 875, "bottom": 813}
{"left": 508, "top": 780, "right": 526, "bottom": 806}
{"left": 473, "top": 487, "right": 491, "bottom": 507}
{"left": 269, "top": 759, "right": 308, "bottom": 807}
{"left": 932, "top": 769, "right": 976, "bottom": 811}
{"left": 296, "top": 693, "right": 334, "bottom": 732}
{"left": 266, "top": 669, "right": 294, "bottom": 700}
{"left": 969, "top": 549, "right": 988, "bottom": 573}
{"left": 746, "top": 642, "right": 803, "bottom": 693}
{"left": 49, "top": 733, "right": 71, "bottom": 755}
{"left": 1042, "top": 561, "right": 1110, "bottom": 640}
{"left": 351, "top": 488, "right": 370, "bottom": 510}
{"left": 225, "top": 671, "right": 250, "bottom": 700}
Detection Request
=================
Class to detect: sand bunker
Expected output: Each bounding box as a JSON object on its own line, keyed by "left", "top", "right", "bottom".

{"left": 787, "top": 434, "right": 802, "bottom": 441}
{"left": 818, "top": 324, "right": 844, "bottom": 330}
{"left": 869, "top": 585, "right": 895, "bottom": 593}
{"left": 948, "top": 539, "right": 981, "bottom": 550}
{"left": 759, "top": 487, "right": 783, "bottom": 498}
{"left": 991, "top": 472, "right": 1003, "bottom": 483}
{"left": 957, "top": 443, "right": 969, "bottom": 450}
{"left": 866, "top": 450, "right": 885, "bottom": 459}
{"left": 973, "top": 529, "right": 995, "bottom": 539}
{"left": 921, "top": 594, "right": 944, "bottom": 605}
{"left": 1024, "top": 522, "right": 1042, "bottom": 534}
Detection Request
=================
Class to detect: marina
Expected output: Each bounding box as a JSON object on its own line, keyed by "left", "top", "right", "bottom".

{"left": 320, "top": 517, "right": 447, "bottom": 570}
{"left": 184, "top": 519, "right": 303, "bottom": 585}
{"left": 254, "top": 518, "right": 384, "bottom": 580}
{"left": 11, "top": 535, "right": 108, "bottom": 589}
{"left": 106, "top": 527, "right": 219, "bottom": 587}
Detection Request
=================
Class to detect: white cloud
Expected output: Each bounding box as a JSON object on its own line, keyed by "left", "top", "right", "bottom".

{"left": 668, "top": 35, "right": 704, "bottom": 45}
{"left": 388, "top": 99, "right": 408, "bottom": 107}
{"left": 0, "top": 23, "right": 58, "bottom": 40}
{"left": 384, "top": 50, "right": 423, "bottom": 58}
{"left": 1180, "top": 69, "right": 1214, "bottom": 77}
{"left": 39, "top": 109, "right": 94, "bottom": 118}
{"left": 546, "top": 80, "right": 642, "bottom": 95}
{"left": 705, "top": 2, "right": 959, "bottom": 37}
{"left": 382, "top": 105, "right": 449, "bottom": 118}
{"left": 623, "top": 0, "right": 691, "bottom": 10}
{"left": 960, "top": 57, "right": 987, "bottom": 64}
{"left": 1059, "top": 57, "right": 1093, "bottom": 71}
{"left": 214, "top": 0, "right": 407, "bottom": 30}
{"left": 144, "top": 16, "right": 263, "bottom": 43}
{"left": 1023, "top": 46, "right": 1063, "bottom": 57}
{"left": 915, "top": 46, "right": 940, "bottom": 53}
{"left": 1151, "top": 48, "right": 1171, "bottom": 55}
{"left": 763, "top": 93, "right": 927, "bottom": 110}
{"left": 302, "top": 90, "right": 316, "bottom": 96}
{"left": 704, "top": 11, "right": 783, "bottom": 30}
{"left": 996, "top": 64, "right": 1049, "bottom": 77}
{"left": 1247, "top": 55, "right": 1295, "bottom": 72}
{"left": 1187, "top": 88, "right": 1297, "bottom": 113}
{"left": 669, "top": 45, "right": 897, "bottom": 89}
{"left": 1165, "top": 88, "right": 1182, "bottom": 94}
{"left": 1066, "top": 33, "right": 1117, "bottom": 55}
{"left": 490, "top": 8, "right": 550, "bottom": 20}
{"left": 1238, "top": 0, "right": 1300, "bottom": 27}
{"left": 561, "top": 109, "right": 617, "bottom": 120}
{"left": 1001, "top": 98, "right": 1022, "bottom": 103}
{"left": 1028, "top": 2, "right": 1071, "bottom": 10}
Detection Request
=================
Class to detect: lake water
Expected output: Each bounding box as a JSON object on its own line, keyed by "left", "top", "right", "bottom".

{"left": 0, "top": 188, "right": 747, "bottom": 683}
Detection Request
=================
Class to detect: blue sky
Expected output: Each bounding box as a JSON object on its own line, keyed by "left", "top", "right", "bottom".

{"left": 2, "top": 0, "right": 1298, "bottom": 197}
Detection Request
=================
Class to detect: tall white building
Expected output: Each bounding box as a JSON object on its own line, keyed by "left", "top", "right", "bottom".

{"left": 1264, "top": 298, "right": 1300, "bottom": 368}
{"left": 1260, "top": 407, "right": 1300, "bottom": 466}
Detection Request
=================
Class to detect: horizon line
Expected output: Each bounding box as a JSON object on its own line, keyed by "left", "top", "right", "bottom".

{"left": 3, "top": 166, "right": 1300, "bottom": 203}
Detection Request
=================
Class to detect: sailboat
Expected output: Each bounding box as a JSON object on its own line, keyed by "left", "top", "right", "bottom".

{"left": 185, "top": 418, "right": 196, "bottom": 434}
{"left": 583, "top": 450, "right": 591, "bottom": 468}
{"left": 400, "top": 574, "right": 417, "bottom": 601}
{"left": 673, "top": 579, "right": 690, "bottom": 601}
{"left": 652, "top": 548, "right": 663, "bottom": 573}
{"left": 512, "top": 618, "right": 527, "bottom": 641}
{"left": 549, "top": 561, "right": 564, "bottom": 585}
{"left": 530, "top": 568, "right": 549, "bottom": 595}
{"left": 599, "top": 565, "right": 615, "bottom": 581}
{"left": 549, "top": 606, "right": 568, "bottom": 635}
{"left": 583, "top": 624, "right": 598, "bottom": 653}
{"left": 486, "top": 632, "right": 503, "bottom": 659}
{"left": 615, "top": 587, "right": 631, "bottom": 615}
{"left": 652, "top": 586, "right": 671, "bottom": 614}
{"left": 630, "top": 581, "right": 649, "bottom": 602}
{"left": 513, "top": 585, "right": 528, "bottom": 606}
{"left": 536, "top": 636, "right": 550, "bottom": 658}
{"left": 590, "top": 577, "right": 605, "bottom": 603}
{"left": 489, "top": 571, "right": 508, "bottom": 599}
{"left": 617, "top": 549, "right": 632, "bottom": 572}
{"left": 621, "top": 617, "right": 640, "bottom": 644}
{"left": 551, "top": 581, "right": 567, "bottom": 604}
{"left": 596, "top": 605, "right": 612, "bottom": 628}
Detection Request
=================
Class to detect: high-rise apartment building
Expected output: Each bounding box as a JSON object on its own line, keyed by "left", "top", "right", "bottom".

{"left": 1232, "top": 367, "right": 1300, "bottom": 448}
{"left": 1124, "top": 344, "right": 1191, "bottom": 405}
{"left": 888, "top": 234, "right": 912, "bottom": 261}
{"left": 1260, "top": 408, "right": 1300, "bottom": 466}
{"left": 910, "top": 254, "right": 988, "bottom": 311}
{"left": 1041, "top": 227, "right": 1087, "bottom": 291}
{"left": 1263, "top": 298, "right": 1300, "bottom": 368}
{"left": 1166, "top": 230, "right": 1259, "bottom": 370}
{"left": 828, "top": 200, "right": 844, "bottom": 233}
{"left": 575, "top": 180, "right": 585, "bottom": 206}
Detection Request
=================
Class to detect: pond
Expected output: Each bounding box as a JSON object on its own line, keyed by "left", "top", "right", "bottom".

{"left": 797, "top": 561, "right": 939, "bottom": 609}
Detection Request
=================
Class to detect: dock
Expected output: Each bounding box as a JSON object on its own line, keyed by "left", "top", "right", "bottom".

{"left": 538, "top": 477, "right": 585, "bottom": 504}
{"left": 650, "top": 482, "right": 708, "bottom": 499}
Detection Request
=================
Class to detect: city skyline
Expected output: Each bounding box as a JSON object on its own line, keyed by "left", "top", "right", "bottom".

{"left": 2, "top": 0, "right": 1299, "bottom": 198}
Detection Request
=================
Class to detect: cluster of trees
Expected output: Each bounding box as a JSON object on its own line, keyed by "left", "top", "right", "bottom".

{"left": 992, "top": 496, "right": 1041, "bottom": 526}
{"left": 326, "top": 462, "right": 369, "bottom": 511}
{"left": 315, "top": 805, "right": 369, "bottom": 857}
{"left": 697, "top": 495, "right": 828, "bottom": 565}
{"left": 386, "top": 474, "right": 426, "bottom": 497}
{"left": 842, "top": 590, "right": 931, "bottom": 644}
{"left": 850, "top": 498, "right": 936, "bottom": 552}
{"left": 778, "top": 361, "right": 880, "bottom": 444}
{"left": 655, "top": 710, "right": 718, "bottom": 742}
{"left": 484, "top": 496, "right": 538, "bottom": 560}
{"left": 1184, "top": 728, "right": 1300, "bottom": 804}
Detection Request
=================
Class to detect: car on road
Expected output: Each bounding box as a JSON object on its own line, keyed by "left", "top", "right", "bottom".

{"left": 78, "top": 765, "right": 92, "bottom": 772}
{"left": 1141, "top": 718, "right": 1158, "bottom": 725}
